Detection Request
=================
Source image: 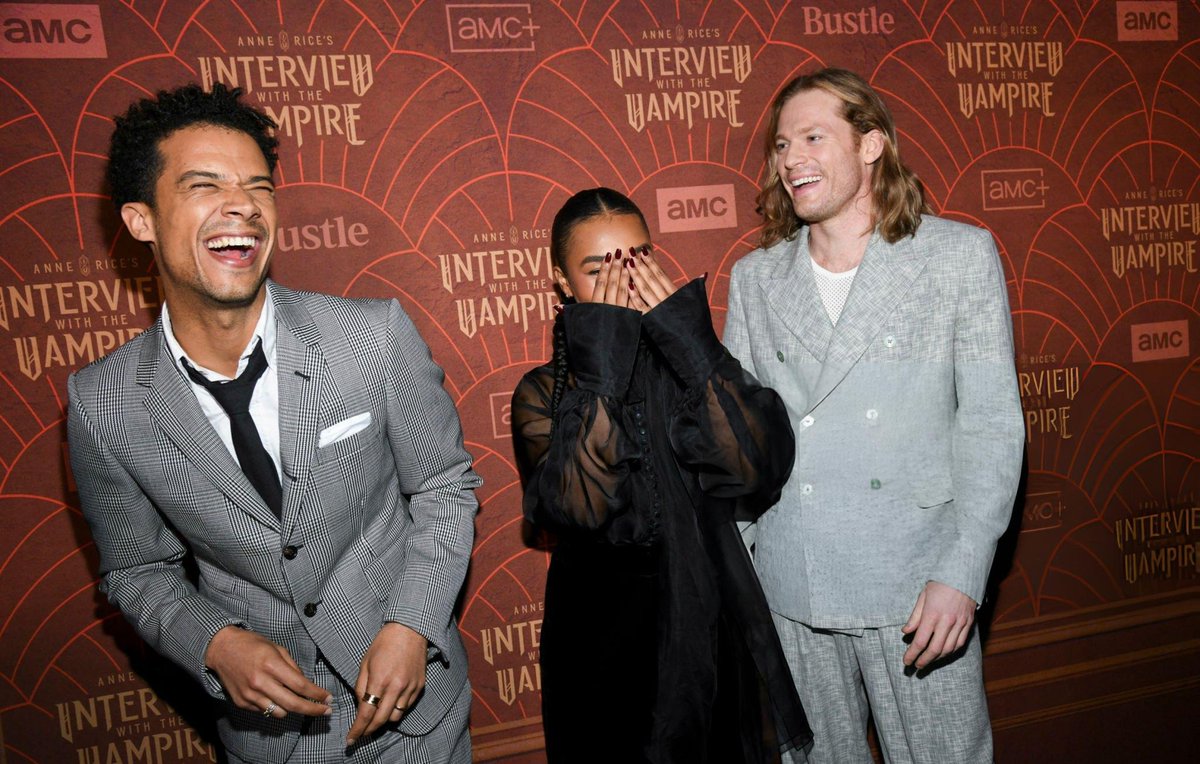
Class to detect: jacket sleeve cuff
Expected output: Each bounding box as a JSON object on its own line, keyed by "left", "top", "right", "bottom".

{"left": 641, "top": 279, "right": 724, "bottom": 388}
{"left": 563, "top": 302, "right": 641, "bottom": 397}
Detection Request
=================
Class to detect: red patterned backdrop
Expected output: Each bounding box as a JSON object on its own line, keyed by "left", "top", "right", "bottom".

{"left": 1, "top": 1, "right": 1197, "bottom": 762}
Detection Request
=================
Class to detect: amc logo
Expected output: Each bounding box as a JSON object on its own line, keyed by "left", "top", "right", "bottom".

{"left": 1117, "top": 1, "right": 1177, "bottom": 41}
{"left": 1131, "top": 319, "right": 1188, "bottom": 362}
{"left": 981, "top": 168, "right": 1048, "bottom": 212}
{"left": 447, "top": 3, "right": 538, "bottom": 53}
{"left": 0, "top": 3, "right": 107, "bottom": 58}
{"left": 1022, "top": 491, "right": 1065, "bottom": 533}
{"left": 657, "top": 184, "right": 737, "bottom": 233}
{"left": 490, "top": 392, "right": 512, "bottom": 440}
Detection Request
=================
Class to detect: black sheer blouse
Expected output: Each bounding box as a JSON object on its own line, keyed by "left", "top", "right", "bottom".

{"left": 512, "top": 279, "right": 811, "bottom": 762}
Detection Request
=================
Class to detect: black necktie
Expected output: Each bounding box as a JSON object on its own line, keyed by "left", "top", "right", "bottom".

{"left": 182, "top": 339, "right": 282, "bottom": 518}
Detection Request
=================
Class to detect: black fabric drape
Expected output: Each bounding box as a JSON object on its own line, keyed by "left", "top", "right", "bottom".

{"left": 512, "top": 279, "right": 812, "bottom": 763}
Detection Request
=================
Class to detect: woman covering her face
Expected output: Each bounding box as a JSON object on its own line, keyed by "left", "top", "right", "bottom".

{"left": 511, "top": 188, "right": 812, "bottom": 763}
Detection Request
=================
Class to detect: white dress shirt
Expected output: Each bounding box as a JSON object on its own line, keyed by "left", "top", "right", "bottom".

{"left": 162, "top": 294, "right": 282, "bottom": 481}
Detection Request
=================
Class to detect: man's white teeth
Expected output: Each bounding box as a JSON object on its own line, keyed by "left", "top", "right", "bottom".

{"left": 791, "top": 176, "right": 821, "bottom": 187}
{"left": 207, "top": 235, "right": 256, "bottom": 251}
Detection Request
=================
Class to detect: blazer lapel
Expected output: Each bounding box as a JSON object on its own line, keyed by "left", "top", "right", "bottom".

{"left": 137, "top": 322, "right": 281, "bottom": 531}
{"left": 808, "top": 231, "right": 928, "bottom": 410}
{"left": 271, "top": 283, "right": 327, "bottom": 539}
{"left": 760, "top": 234, "right": 833, "bottom": 360}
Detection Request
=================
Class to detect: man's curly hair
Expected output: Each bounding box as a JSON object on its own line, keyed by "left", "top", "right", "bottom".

{"left": 106, "top": 82, "right": 279, "bottom": 211}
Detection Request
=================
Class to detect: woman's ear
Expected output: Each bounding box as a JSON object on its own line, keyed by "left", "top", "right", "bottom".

{"left": 553, "top": 266, "right": 573, "bottom": 300}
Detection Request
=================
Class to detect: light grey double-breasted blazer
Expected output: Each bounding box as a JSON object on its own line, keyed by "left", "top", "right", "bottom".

{"left": 724, "top": 215, "right": 1024, "bottom": 630}
{"left": 67, "top": 281, "right": 481, "bottom": 762}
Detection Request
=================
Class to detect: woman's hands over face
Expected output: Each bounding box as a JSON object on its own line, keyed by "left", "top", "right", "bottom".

{"left": 589, "top": 246, "right": 679, "bottom": 313}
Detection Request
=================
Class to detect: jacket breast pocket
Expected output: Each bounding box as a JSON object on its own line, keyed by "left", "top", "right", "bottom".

{"left": 315, "top": 414, "right": 381, "bottom": 466}
{"left": 913, "top": 478, "right": 954, "bottom": 508}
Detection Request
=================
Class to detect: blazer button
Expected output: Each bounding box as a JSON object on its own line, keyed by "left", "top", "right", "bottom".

{"left": 801, "top": 484, "right": 813, "bottom": 495}
{"left": 777, "top": 350, "right": 785, "bottom": 362}
{"left": 883, "top": 335, "right": 896, "bottom": 348}
{"left": 866, "top": 409, "right": 878, "bottom": 420}
{"left": 801, "top": 415, "right": 814, "bottom": 428}
{"left": 282, "top": 545, "right": 298, "bottom": 560}
{"left": 303, "top": 603, "right": 317, "bottom": 617}
{"left": 870, "top": 478, "right": 882, "bottom": 489}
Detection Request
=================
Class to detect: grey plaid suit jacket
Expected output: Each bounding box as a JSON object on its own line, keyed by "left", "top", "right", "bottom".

{"left": 67, "top": 281, "right": 481, "bottom": 762}
{"left": 725, "top": 215, "right": 1024, "bottom": 630}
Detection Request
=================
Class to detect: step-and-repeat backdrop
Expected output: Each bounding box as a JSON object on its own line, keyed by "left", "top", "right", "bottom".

{"left": 1, "top": 2, "right": 1196, "bottom": 762}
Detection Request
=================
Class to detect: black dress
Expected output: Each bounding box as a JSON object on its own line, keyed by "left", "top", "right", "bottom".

{"left": 512, "top": 280, "right": 812, "bottom": 763}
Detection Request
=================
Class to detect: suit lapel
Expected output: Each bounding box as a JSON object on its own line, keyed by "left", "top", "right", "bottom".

{"left": 760, "top": 234, "right": 833, "bottom": 360}
{"left": 137, "top": 322, "right": 280, "bottom": 531}
{"left": 271, "top": 283, "right": 327, "bottom": 539}
{"left": 808, "top": 231, "right": 927, "bottom": 410}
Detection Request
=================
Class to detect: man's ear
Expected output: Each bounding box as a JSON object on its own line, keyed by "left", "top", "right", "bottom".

{"left": 553, "top": 266, "right": 574, "bottom": 300}
{"left": 861, "top": 129, "right": 885, "bottom": 165}
{"left": 120, "top": 202, "right": 156, "bottom": 244}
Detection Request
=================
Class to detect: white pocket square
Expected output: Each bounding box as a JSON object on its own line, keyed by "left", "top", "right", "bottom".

{"left": 318, "top": 412, "right": 372, "bottom": 447}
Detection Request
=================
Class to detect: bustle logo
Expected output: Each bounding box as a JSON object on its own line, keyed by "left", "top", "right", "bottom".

{"left": 0, "top": 3, "right": 107, "bottom": 58}
{"left": 447, "top": 3, "right": 538, "bottom": 52}
{"left": 800, "top": 6, "right": 896, "bottom": 34}
{"left": 657, "top": 184, "right": 737, "bottom": 233}
{"left": 981, "top": 168, "right": 1048, "bottom": 211}
{"left": 1117, "top": 1, "right": 1177, "bottom": 41}
{"left": 276, "top": 216, "right": 368, "bottom": 252}
{"left": 1023, "top": 491, "right": 1065, "bottom": 533}
{"left": 1131, "top": 319, "right": 1188, "bottom": 362}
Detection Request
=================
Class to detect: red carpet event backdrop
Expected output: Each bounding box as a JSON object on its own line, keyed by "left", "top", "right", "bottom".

{"left": 1, "top": 1, "right": 1197, "bottom": 761}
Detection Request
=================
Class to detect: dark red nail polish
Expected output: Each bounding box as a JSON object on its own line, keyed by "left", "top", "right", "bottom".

{"left": 629, "top": 257, "right": 636, "bottom": 269}
{"left": 629, "top": 278, "right": 635, "bottom": 290}
{"left": 641, "top": 245, "right": 650, "bottom": 256}
{"left": 701, "top": 271, "right": 709, "bottom": 280}
{"left": 604, "top": 252, "right": 612, "bottom": 263}
{"left": 553, "top": 304, "right": 563, "bottom": 314}
{"left": 615, "top": 248, "right": 622, "bottom": 259}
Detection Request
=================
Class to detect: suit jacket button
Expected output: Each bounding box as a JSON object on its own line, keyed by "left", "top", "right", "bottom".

{"left": 303, "top": 603, "right": 317, "bottom": 617}
{"left": 776, "top": 351, "right": 785, "bottom": 362}
{"left": 282, "top": 545, "right": 298, "bottom": 560}
{"left": 870, "top": 478, "right": 882, "bottom": 489}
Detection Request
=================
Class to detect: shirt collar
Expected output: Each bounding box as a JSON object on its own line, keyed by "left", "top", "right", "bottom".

{"left": 163, "top": 288, "right": 277, "bottom": 382}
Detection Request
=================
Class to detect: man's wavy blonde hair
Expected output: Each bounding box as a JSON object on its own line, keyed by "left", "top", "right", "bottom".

{"left": 756, "top": 68, "right": 929, "bottom": 249}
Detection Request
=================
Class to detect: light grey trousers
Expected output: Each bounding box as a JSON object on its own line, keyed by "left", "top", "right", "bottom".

{"left": 774, "top": 614, "right": 993, "bottom": 764}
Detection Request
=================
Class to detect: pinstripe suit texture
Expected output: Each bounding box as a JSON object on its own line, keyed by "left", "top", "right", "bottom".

{"left": 67, "top": 281, "right": 481, "bottom": 763}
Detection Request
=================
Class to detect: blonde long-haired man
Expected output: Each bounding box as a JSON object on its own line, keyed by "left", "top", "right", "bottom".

{"left": 724, "top": 68, "right": 1024, "bottom": 763}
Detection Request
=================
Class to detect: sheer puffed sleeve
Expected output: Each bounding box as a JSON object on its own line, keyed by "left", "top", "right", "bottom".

{"left": 642, "top": 279, "right": 795, "bottom": 511}
{"left": 511, "top": 303, "right": 644, "bottom": 533}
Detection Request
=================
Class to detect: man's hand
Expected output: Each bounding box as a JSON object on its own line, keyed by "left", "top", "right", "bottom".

{"left": 205, "top": 626, "right": 332, "bottom": 718}
{"left": 346, "top": 623, "right": 428, "bottom": 746}
{"left": 900, "top": 580, "right": 976, "bottom": 670}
